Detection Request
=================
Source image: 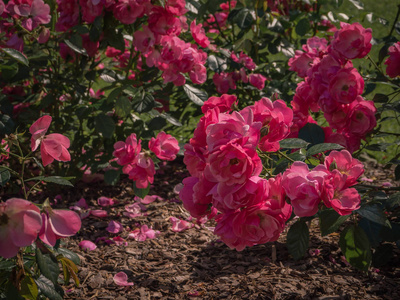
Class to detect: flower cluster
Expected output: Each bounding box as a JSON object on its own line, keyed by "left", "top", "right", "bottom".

{"left": 288, "top": 22, "right": 376, "bottom": 152}
{"left": 283, "top": 150, "right": 364, "bottom": 217}
{"left": 113, "top": 131, "right": 179, "bottom": 189}
{"left": 0, "top": 198, "right": 81, "bottom": 258}
{"left": 180, "top": 94, "right": 293, "bottom": 251}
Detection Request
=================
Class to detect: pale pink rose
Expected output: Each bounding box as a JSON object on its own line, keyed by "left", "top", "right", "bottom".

{"left": 7, "top": 0, "right": 51, "bottom": 31}
{"left": 113, "top": 133, "right": 142, "bottom": 166}
{"left": 169, "top": 217, "right": 194, "bottom": 232}
{"left": 331, "top": 22, "right": 372, "bottom": 59}
{"left": 385, "top": 42, "right": 400, "bottom": 78}
{"left": 127, "top": 153, "right": 155, "bottom": 189}
{"left": 329, "top": 67, "right": 364, "bottom": 104}
{"left": 191, "top": 19, "right": 210, "bottom": 48}
{"left": 282, "top": 162, "right": 329, "bottom": 217}
{"left": 204, "top": 139, "right": 262, "bottom": 187}
{"left": 343, "top": 96, "right": 376, "bottom": 137}
{"left": 189, "top": 64, "right": 207, "bottom": 84}
{"left": 201, "top": 94, "right": 237, "bottom": 114}
{"left": 324, "top": 150, "right": 364, "bottom": 187}
{"left": 107, "top": 220, "right": 123, "bottom": 233}
{"left": 113, "top": 272, "right": 134, "bottom": 286}
{"left": 29, "top": 116, "right": 71, "bottom": 166}
{"left": 97, "top": 196, "right": 115, "bottom": 207}
{"left": 149, "top": 131, "right": 180, "bottom": 161}
{"left": 79, "top": 240, "right": 97, "bottom": 250}
{"left": 39, "top": 208, "right": 81, "bottom": 246}
{"left": 133, "top": 26, "right": 155, "bottom": 53}
{"left": 249, "top": 73, "right": 267, "bottom": 90}
{"left": 0, "top": 198, "right": 42, "bottom": 258}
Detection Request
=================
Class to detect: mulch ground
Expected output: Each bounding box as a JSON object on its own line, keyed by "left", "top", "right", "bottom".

{"left": 40, "top": 159, "right": 400, "bottom": 299}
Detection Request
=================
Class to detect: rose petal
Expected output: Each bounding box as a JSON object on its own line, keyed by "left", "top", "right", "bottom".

{"left": 79, "top": 240, "right": 97, "bottom": 250}
{"left": 113, "top": 272, "right": 134, "bottom": 286}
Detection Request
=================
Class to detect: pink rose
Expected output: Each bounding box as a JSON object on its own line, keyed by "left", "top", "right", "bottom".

{"left": 331, "top": 22, "right": 372, "bottom": 59}
{"left": 329, "top": 67, "right": 364, "bottom": 104}
{"left": 0, "top": 198, "right": 42, "bottom": 258}
{"left": 180, "top": 176, "right": 212, "bottom": 218}
{"left": 39, "top": 208, "right": 81, "bottom": 246}
{"left": 324, "top": 150, "right": 364, "bottom": 187}
{"left": 113, "top": 0, "right": 145, "bottom": 24}
{"left": 385, "top": 42, "right": 400, "bottom": 78}
{"left": 204, "top": 139, "right": 262, "bottom": 186}
{"left": 30, "top": 115, "right": 71, "bottom": 167}
{"left": 113, "top": 133, "right": 142, "bottom": 166}
{"left": 282, "top": 162, "right": 329, "bottom": 217}
{"left": 149, "top": 131, "right": 180, "bottom": 161}
{"left": 249, "top": 73, "right": 267, "bottom": 90}
{"left": 343, "top": 96, "right": 376, "bottom": 137}
{"left": 201, "top": 94, "right": 237, "bottom": 114}
{"left": 127, "top": 153, "right": 155, "bottom": 189}
{"left": 213, "top": 72, "right": 236, "bottom": 94}
{"left": 191, "top": 19, "right": 210, "bottom": 48}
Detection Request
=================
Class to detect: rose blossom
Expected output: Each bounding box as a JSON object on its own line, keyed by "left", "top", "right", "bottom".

{"left": 191, "top": 19, "right": 210, "bottom": 48}
{"left": 385, "top": 42, "right": 400, "bottom": 78}
{"left": 127, "top": 153, "right": 155, "bottom": 189}
{"left": 328, "top": 67, "right": 364, "bottom": 104}
{"left": 0, "top": 198, "right": 42, "bottom": 258}
{"left": 113, "top": 133, "right": 141, "bottom": 166}
{"left": 149, "top": 131, "right": 180, "bottom": 161}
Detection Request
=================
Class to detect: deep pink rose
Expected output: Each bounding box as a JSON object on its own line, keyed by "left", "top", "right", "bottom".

{"left": 0, "top": 198, "right": 42, "bottom": 258}
{"left": 213, "top": 72, "right": 236, "bottom": 94}
{"left": 113, "top": 0, "right": 145, "bottom": 24}
{"left": 282, "top": 162, "right": 329, "bottom": 217}
{"left": 149, "top": 131, "right": 180, "bottom": 161}
{"left": 7, "top": 0, "right": 51, "bottom": 31}
{"left": 180, "top": 176, "right": 212, "bottom": 218}
{"left": 191, "top": 19, "right": 210, "bottom": 48}
{"left": 343, "top": 96, "right": 376, "bottom": 137}
{"left": 113, "top": 133, "right": 141, "bottom": 166}
{"left": 385, "top": 42, "right": 400, "bottom": 78}
{"left": 331, "top": 22, "right": 372, "bottom": 59}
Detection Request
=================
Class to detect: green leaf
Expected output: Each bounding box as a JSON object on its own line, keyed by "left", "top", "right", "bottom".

{"left": 115, "top": 96, "right": 131, "bottom": 118}
{"left": 64, "top": 37, "right": 88, "bottom": 56}
{"left": 0, "top": 260, "right": 15, "bottom": 270}
{"left": 27, "top": 176, "right": 74, "bottom": 187}
{"left": 0, "top": 114, "right": 15, "bottom": 136}
{"left": 95, "top": 113, "right": 115, "bottom": 139}
{"left": 348, "top": 0, "right": 364, "bottom": 10}
{"left": 356, "top": 204, "right": 391, "bottom": 228}
{"left": 233, "top": 8, "right": 254, "bottom": 29}
{"left": 35, "top": 275, "right": 64, "bottom": 300}
{"left": 0, "top": 167, "right": 10, "bottom": 187}
{"left": 132, "top": 93, "right": 155, "bottom": 113}
{"left": 148, "top": 116, "right": 167, "bottom": 131}
{"left": 298, "top": 123, "right": 325, "bottom": 147}
{"left": 35, "top": 248, "right": 60, "bottom": 284}
{"left": 160, "top": 112, "right": 182, "bottom": 126}
{"left": 56, "top": 248, "right": 80, "bottom": 265}
{"left": 319, "top": 209, "right": 350, "bottom": 236}
{"left": 295, "top": 18, "right": 311, "bottom": 36}
{"left": 373, "top": 93, "right": 389, "bottom": 103}
{"left": 359, "top": 218, "right": 382, "bottom": 247}
{"left": 104, "top": 169, "right": 121, "bottom": 186}
{"left": 306, "top": 143, "right": 344, "bottom": 157}
{"left": 207, "top": 55, "right": 227, "bottom": 73}
{"left": 386, "top": 192, "right": 400, "bottom": 209}
{"left": 287, "top": 220, "right": 309, "bottom": 260}
{"left": 107, "top": 88, "right": 122, "bottom": 104}
{"left": 133, "top": 181, "right": 150, "bottom": 198}
{"left": 279, "top": 138, "right": 309, "bottom": 149}
{"left": 339, "top": 225, "right": 371, "bottom": 272}
{"left": 20, "top": 274, "right": 39, "bottom": 300}
{"left": 1, "top": 48, "right": 29, "bottom": 66}
{"left": 183, "top": 84, "right": 208, "bottom": 106}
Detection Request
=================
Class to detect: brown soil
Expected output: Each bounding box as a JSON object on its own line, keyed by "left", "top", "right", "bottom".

{"left": 40, "top": 160, "right": 400, "bottom": 299}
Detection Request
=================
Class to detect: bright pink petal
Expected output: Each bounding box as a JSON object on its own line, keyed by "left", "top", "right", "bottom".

{"left": 90, "top": 209, "right": 108, "bottom": 218}
{"left": 30, "top": 115, "right": 52, "bottom": 151}
{"left": 79, "top": 240, "right": 97, "bottom": 250}
{"left": 113, "top": 272, "right": 134, "bottom": 286}
{"left": 49, "top": 209, "right": 81, "bottom": 237}
{"left": 38, "top": 213, "right": 57, "bottom": 246}
{"left": 106, "top": 221, "right": 123, "bottom": 234}
{"left": 98, "top": 196, "right": 114, "bottom": 207}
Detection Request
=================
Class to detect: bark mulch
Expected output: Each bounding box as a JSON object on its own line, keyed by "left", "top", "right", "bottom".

{"left": 46, "top": 160, "right": 400, "bottom": 300}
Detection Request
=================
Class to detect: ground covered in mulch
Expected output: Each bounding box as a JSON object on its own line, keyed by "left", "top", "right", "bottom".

{"left": 44, "top": 159, "right": 400, "bottom": 300}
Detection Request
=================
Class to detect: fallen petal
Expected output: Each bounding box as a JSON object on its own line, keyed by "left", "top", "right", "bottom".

{"left": 113, "top": 272, "right": 134, "bottom": 286}
{"left": 79, "top": 240, "right": 97, "bottom": 251}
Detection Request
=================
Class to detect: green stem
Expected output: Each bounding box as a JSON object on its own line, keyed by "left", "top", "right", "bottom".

{"left": 389, "top": 4, "right": 400, "bottom": 37}
{"left": 277, "top": 150, "right": 295, "bottom": 162}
